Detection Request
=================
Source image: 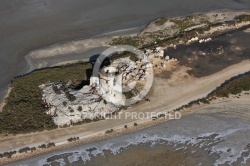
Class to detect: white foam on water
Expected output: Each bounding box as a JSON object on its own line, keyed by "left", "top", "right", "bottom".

{"left": 67, "top": 153, "right": 81, "bottom": 164}
{"left": 36, "top": 128, "right": 250, "bottom": 166}
{"left": 21, "top": 129, "right": 249, "bottom": 166}
{"left": 37, "top": 134, "right": 193, "bottom": 165}
{"left": 19, "top": 114, "right": 250, "bottom": 166}
{"left": 91, "top": 148, "right": 104, "bottom": 157}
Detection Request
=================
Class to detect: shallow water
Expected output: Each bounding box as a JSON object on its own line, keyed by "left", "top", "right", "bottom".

{"left": 167, "top": 28, "right": 250, "bottom": 77}
{"left": 1, "top": 0, "right": 250, "bottom": 100}
{"left": 9, "top": 111, "right": 250, "bottom": 166}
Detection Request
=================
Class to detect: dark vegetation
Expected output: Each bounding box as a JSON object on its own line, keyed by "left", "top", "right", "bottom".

{"left": 172, "top": 71, "right": 250, "bottom": 113}
{"left": 77, "top": 106, "right": 82, "bottom": 111}
{"left": 71, "top": 116, "right": 106, "bottom": 126}
{"left": 123, "top": 91, "right": 134, "bottom": 99}
{"left": 1, "top": 14, "right": 250, "bottom": 135}
{"left": 0, "top": 142, "right": 55, "bottom": 159}
{"left": 38, "top": 142, "right": 55, "bottom": 149}
{"left": 110, "top": 14, "right": 250, "bottom": 49}
{"left": 1, "top": 62, "right": 92, "bottom": 134}
{"left": 155, "top": 15, "right": 210, "bottom": 27}
{"left": 47, "top": 142, "right": 56, "bottom": 148}
{"left": 208, "top": 71, "right": 250, "bottom": 98}
{"left": 158, "top": 114, "right": 166, "bottom": 118}
{"left": 235, "top": 14, "right": 250, "bottom": 22}
{"left": 111, "top": 26, "right": 206, "bottom": 49}
{"left": 67, "top": 137, "right": 80, "bottom": 142}
{"left": 55, "top": 83, "right": 77, "bottom": 102}
{"left": 105, "top": 129, "right": 114, "bottom": 134}
{"left": 18, "top": 147, "right": 32, "bottom": 153}
{"left": 0, "top": 151, "right": 17, "bottom": 158}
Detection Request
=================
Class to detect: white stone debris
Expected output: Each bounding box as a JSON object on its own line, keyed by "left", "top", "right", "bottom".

{"left": 186, "top": 37, "right": 199, "bottom": 44}
{"left": 90, "top": 76, "right": 100, "bottom": 87}
{"left": 40, "top": 83, "right": 118, "bottom": 127}
{"left": 40, "top": 46, "right": 177, "bottom": 127}
{"left": 104, "top": 66, "right": 118, "bottom": 74}
{"left": 199, "top": 37, "right": 212, "bottom": 43}
{"left": 165, "top": 55, "right": 170, "bottom": 60}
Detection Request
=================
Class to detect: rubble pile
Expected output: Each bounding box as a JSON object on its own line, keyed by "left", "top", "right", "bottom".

{"left": 40, "top": 47, "right": 178, "bottom": 126}
{"left": 40, "top": 83, "right": 118, "bottom": 126}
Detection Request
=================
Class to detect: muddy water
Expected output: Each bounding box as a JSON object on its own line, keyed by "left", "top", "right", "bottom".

{"left": 1, "top": 0, "right": 250, "bottom": 100}
{"left": 10, "top": 109, "right": 250, "bottom": 166}
{"left": 167, "top": 29, "right": 250, "bottom": 77}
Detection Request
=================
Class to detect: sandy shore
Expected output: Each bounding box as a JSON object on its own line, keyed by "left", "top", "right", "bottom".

{"left": 23, "top": 10, "right": 250, "bottom": 69}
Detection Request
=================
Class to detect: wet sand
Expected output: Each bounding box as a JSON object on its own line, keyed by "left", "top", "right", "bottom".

{"left": 1, "top": 0, "right": 250, "bottom": 101}
{"left": 8, "top": 94, "right": 250, "bottom": 166}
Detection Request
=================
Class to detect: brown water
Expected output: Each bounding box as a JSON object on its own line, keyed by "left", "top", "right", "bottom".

{"left": 69, "top": 142, "right": 218, "bottom": 166}
{"left": 166, "top": 29, "right": 250, "bottom": 77}
{"left": 10, "top": 111, "right": 250, "bottom": 166}
{"left": 1, "top": 0, "right": 250, "bottom": 100}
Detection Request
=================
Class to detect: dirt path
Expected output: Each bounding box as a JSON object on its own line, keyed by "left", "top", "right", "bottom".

{"left": 0, "top": 60, "right": 250, "bottom": 154}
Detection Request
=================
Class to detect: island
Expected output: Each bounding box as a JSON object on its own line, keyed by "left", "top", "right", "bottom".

{"left": 1, "top": 10, "right": 250, "bottom": 164}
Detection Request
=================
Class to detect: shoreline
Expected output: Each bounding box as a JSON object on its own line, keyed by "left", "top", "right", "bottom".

{"left": 0, "top": 9, "right": 249, "bottom": 102}
{"left": 20, "top": 10, "right": 250, "bottom": 74}
{"left": 1, "top": 59, "right": 250, "bottom": 164}
{"left": 23, "top": 9, "right": 250, "bottom": 69}
{"left": 4, "top": 88, "right": 250, "bottom": 165}
{"left": 0, "top": 102, "right": 208, "bottom": 165}
{"left": 1, "top": 9, "right": 250, "bottom": 164}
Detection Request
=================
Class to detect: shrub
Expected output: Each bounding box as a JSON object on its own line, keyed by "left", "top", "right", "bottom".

{"left": 52, "top": 85, "right": 61, "bottom": 94}
{"left": 68, "top": 94, "right": 76, "bottom": 102}
{"left": 103, "top": 100, "right": 107, "bottom": 105}
{"left": 47, "top": 142, "right": 56, "bottom": 148}
{"left": 30, "top": 147, "right": 36, "bottom": 152}
{"left": 0, "top": 151, "right": 16, "bottom": 158}
{"left": 38, "top": 144, "right": 47, "bottom": 149}
{"left": 2, "top": 62, "right": 92, "bottom": 134}
{"left": 67, "top": 137, "right": 79, "bottom": 142}
{"left": 63, "top": 101, "right": 67, "bottom": 106}
{"left": 18, "top": 147, "right": 30, "bottom": 153}
{"left": 77, "top": 106, "right": 82, "bottom": 111}
{"left": 105, "top": 129, "right": 114, "bottom": 134}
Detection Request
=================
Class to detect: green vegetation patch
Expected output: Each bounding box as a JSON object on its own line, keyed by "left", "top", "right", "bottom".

{"left": 110, "top": 36, "right": 144, "bottom": 48}
{"left": 1, "top": 62, "right": 92, "bottom": 134}
{"left": 209, "top": 71, "right": 250, "bottom": 98}
{"left": 174, "top": 71, "right": 250, "bottom": 112}
{"left": 235, "top": 14, "right": 250, "bottom": 22}
{"left": 155, "top": 18, "right": 170, "bottom": 26}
